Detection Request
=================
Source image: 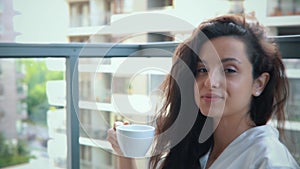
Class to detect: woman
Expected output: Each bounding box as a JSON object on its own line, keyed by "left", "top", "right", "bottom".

{"left": 107, "top": 14, "right": 300, "bottom": 169}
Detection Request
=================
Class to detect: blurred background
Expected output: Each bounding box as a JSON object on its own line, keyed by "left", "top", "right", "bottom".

{"left": 0, "top": 0, "right": 299, "bottom": 168}
{"left": 1, "top": 0, "right": 300, "bottom": 44}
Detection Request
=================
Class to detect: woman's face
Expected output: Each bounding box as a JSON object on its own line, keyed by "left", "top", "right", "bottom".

{"left": 194, "top": 36, "right": 257, "bottom": 118}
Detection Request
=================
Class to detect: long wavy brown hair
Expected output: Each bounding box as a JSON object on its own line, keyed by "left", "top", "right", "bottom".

{"left": 149, "top": 14, "right": 289, "bottom": 169}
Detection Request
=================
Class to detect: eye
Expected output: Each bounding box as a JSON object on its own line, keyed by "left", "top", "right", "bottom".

{"left": 197, "top": 67, "right": 208, "bottom": 73}
{"left": 224, "top": 68, "right": 237, "bottom": 73}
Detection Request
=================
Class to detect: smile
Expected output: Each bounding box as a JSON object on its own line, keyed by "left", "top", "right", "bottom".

{"left": 200, "top": 93, "right": 224, "bottom": 102}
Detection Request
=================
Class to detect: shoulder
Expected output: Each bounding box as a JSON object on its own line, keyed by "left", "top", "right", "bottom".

{"left": 249, "top": 125, "right": 287, "bottom": 153}
{"left": 211, "top": 125, "right": 299, "bottom": 169}
{"left": 246, "top": 125, "right": 299, "bottom": 168}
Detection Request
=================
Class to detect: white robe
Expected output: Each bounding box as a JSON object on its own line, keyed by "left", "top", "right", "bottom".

{"left": 200, "top": 125, "right": 300, "bottom": 169}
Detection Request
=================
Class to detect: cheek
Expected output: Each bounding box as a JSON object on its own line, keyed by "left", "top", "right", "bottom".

{"left": 229, "top": 77, "right": 253, "bottom": 92}
{"left": 194, "top": 81, "right": 201, "bottom": 108}
{"left": 226, "top": 81, "right": 253, "bottom": 104}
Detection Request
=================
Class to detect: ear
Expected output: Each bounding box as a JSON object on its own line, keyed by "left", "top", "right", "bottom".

{"left": 252, "top": 72, "right": 270, "bottom": 97}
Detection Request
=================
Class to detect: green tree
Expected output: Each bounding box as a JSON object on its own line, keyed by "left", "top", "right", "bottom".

{"left": 20, "top": 59, "right": 63, "bottom": 125}
{"left": 0, "top": 132, "right": 31, "bottom": 167}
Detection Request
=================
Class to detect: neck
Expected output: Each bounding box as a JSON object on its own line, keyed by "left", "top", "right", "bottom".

{"left": 212, "top": 114, "right": 255, "bottom": 154}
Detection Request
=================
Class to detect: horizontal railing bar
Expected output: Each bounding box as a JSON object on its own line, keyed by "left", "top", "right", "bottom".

{"left": 1, "top": 36, "right": 299, "bottom": 58}
{"left": 0, "top": 42, "right": 178, "bottom": 58}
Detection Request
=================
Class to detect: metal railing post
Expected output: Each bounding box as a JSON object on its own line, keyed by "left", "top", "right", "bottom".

{"left": 66, "top": 54, "right": 80, "bottom": 169}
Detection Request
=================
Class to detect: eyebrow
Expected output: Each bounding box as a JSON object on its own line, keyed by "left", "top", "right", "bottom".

{"left": 198, "top": 57, "right": 242, "bottom": 64}
{"left": 221, "top": 58, "right": 241, "bottom": 64}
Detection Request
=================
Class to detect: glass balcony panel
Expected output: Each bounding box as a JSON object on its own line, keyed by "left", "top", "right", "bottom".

{"left": 78, "top": 56, "right": 172, "bottom": 169}
{"left": 0, "top": 58, "right": 67, "bottom": 169}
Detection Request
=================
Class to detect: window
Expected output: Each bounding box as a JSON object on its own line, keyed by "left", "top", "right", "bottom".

{"left": 267, "top": 0, "right": 300, "bottom": 16}
{"left": 70, "top": 1, "right": 90, "bottom": 27}
{"left": 147, "top": 0, "right": 173, "bottom": 9}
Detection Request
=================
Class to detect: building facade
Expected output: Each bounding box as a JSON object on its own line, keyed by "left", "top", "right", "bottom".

{"left": 0, "top": 59, "right": 27, "bottom": 140}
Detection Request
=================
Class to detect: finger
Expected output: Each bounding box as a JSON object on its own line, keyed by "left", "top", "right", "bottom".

{"left": 108, "top": 137, "right": 118, "bottom": 147}
{"left": 107, "top": 133, "right": 123, "bottom": 155}
{"left": 113, "top": 121, "right": 124, "bottom": 130}
{"left": 111, "top": 144, "right": 123, "bottom": 155}
{"left": 107, "top": 129, "right": 116, "bottom": 142}
{"left": 107, "top": 127, "right": 115, "bottom": 135}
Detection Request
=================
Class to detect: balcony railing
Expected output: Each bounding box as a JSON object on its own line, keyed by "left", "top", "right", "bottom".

{"left": 0, "top": 42, "right": 176, "bottom": 169}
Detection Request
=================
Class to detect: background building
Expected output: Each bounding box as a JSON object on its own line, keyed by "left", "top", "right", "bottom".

{"left": 0, "top": 0, "right": 18, "bottom": 42}
{"left": 0, "top": 59, "right": 27, "bottom": 139}
{"left": 0, "top": 0, "right": 27, "bottom": 139}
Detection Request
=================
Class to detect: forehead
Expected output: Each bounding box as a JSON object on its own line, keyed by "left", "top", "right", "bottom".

{"left": 198, "top": 36, "right": 248, "bottom": 63}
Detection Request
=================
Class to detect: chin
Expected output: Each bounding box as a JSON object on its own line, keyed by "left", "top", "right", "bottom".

{"left": 198, "top": 100, "right": 225, "bottom": 115}
{"left": 199, "top": 107, "right": 225, "bottom": 118}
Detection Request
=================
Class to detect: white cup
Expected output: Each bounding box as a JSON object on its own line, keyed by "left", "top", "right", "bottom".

{"left": 116, "top": 124, "right": 155, "bottom": 158}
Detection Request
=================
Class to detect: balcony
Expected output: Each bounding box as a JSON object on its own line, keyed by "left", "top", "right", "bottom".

{"left": 0, "top": 35, "right": 300, "bottom": 168}
{"left": 0, "top": 41, "right": 175, "bottom": 169}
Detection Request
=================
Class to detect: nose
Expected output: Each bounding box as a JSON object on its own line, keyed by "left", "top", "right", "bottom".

{"left": 204, "top": 69, "right": 221, "bottom": 88}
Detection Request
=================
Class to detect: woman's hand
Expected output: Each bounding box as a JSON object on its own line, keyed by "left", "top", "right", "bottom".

{"left": 107, "top": 121, "right": 129, "bottom": 155}
{"left": 107, "top": 121, "right": 138, "bottom": 169}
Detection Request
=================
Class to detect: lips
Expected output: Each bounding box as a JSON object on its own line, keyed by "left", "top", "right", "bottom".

{"left": 201, "top": 93, "right": 224, "bottom": 102}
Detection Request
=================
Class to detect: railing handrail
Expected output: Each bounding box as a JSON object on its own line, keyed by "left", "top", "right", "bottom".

{"left": 0, "top": 42, "right": 178, "bottom": 57}
{"left": 1, "top": 35, "right": 300, "bottom": 58}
